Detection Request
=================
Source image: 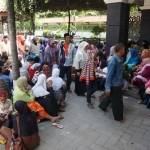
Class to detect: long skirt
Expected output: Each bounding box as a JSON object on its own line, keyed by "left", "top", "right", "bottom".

{"left": 35, "top": 90, "right": 59, "bottom": 117}
{"left": 74, "top": 75, "right": 86, "bottom": 96}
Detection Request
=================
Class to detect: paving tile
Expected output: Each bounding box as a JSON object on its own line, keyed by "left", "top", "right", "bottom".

{"left": 37, "top": 89, "right": 150, "bottom": 150}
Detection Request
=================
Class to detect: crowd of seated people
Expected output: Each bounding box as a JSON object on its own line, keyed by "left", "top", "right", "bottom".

{"left": 0, "top": 33, "right": 150, "bottom": 149}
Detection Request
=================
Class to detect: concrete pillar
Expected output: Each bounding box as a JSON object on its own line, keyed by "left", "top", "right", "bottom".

{"left": 104, "top": 0, "right": 131, "bottom": 47}
{"left": 140, "top": 0, "right": 150, "bottom": 42}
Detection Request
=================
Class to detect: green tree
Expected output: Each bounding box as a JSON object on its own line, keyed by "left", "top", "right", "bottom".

{"left": 14, "top": 0, "right": 37, "bottom": 33}
{"left": 92, "top": 25, "right": 105, "bottom": 37}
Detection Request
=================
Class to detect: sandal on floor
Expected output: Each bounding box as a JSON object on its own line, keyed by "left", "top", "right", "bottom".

{"left": 52, "top": 123, "right": 64, "bottom": 129}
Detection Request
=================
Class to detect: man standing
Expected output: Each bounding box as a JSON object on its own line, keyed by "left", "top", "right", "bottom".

{"left": 59, "top": 33, "right": 76, "bottom": 92}
{"left": 105, "top": 43, "right": 125, "bottom": 121}
{"left": 0, "top": 36, "right": 11, "bottom": 56}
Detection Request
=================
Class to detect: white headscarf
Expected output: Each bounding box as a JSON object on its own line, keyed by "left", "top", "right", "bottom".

{"left": 52, "top": 68, "right": 60, "bottom": 78}
{"left": 73, "top": 41, "right": 89, "bottom": 69}
{"left": 32, "top": 74, "right": 49, "bottom": 97}
{"left": 107, "top": 45, "right": 115, "bottom": 62}
{"left": 47, "top": 68, "right": 65, "bottom": 91}
{"left": 77, "top": 41, "right": 89, "bottom": 53}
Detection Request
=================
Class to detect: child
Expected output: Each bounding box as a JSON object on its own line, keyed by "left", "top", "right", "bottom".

{"left": 0, "top": 89, "right": 13, "bottom": 144}
{"left": 0, "top": 90, "right": 12, "bottom": 119}
{"left": 47, "top": 68, "right": 66, "bottom": 111}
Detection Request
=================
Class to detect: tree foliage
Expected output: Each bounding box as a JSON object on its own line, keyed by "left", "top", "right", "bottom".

{"left": 92, "top": 25, "right": 105, "bottom": 36}
{"left": 14, "top": 0, "right": 37, "bottom": 33}
{"left": 14, "top": 0, "right": 35, "bottom": 20}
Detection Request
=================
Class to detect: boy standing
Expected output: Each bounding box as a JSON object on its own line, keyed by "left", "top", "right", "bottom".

{"left": 59, "top": 33, "right": 76, "bottom": 92}
{"left": 105, "top": 43, "right": 125, "bottom": 121}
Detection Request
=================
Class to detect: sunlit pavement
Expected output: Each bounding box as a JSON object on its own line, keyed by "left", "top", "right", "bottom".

{"left": 37, "top": 88, "right": 150, "bottom": 150}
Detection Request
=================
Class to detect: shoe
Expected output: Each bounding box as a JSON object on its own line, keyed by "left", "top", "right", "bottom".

{"left": 87, "top": 103, "right": 94, "bottom": 109}
{"left": 115, "top": 119, "right": 125, "bottom": 123}
{"left": 137, "top": 100, "right": 144, "bottom": 104}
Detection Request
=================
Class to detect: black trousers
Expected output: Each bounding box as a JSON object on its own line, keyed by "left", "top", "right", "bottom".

{"left": 111, "top": 87, "right": 123, "bottom": 121}
{"left": 87, "top": 81, "right": 97, "bottom": 104}
{"left": 60, "top": 66, "right": 72, "bottom": 91}
{"left": 100, "top": 86, "right": 123, "bottom": 121}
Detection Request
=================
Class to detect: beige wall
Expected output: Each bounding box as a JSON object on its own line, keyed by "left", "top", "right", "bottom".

{"left": 104, "top": 0, "right": 138, "bottom": 4}
{"left": 144, "top": 0, "right": 150, "bottom": 6}
{"left": 141, "top": 0, "right": 150, "bottom": 9}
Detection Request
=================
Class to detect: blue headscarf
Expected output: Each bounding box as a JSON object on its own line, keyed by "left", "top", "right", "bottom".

{"left": 125, "top": 47, "right": 140, "bottom": 69}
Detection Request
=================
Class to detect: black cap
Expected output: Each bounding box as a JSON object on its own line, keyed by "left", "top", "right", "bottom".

{"left": 64, "top": 33, "right": 70, "bottom": 38}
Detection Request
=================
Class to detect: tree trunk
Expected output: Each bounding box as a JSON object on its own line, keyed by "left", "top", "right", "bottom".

{"left": 31, "top": 13, "right": 35, "bottom": 34}
{"left": 68, "top": 8, "right": 71, "bottom": 34}
{"left": 7, "top": 0, "right": 20, "bottom": 80}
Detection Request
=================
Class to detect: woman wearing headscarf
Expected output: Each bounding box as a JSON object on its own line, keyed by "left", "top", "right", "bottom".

{"left": 80, "top": 50, "right": 97, "bottom": 108}
{"left": 13, "top": 101, "right": 40, "bottom": 149}
{"left": 47, "top": 68, "right": 66, "bottom": 111}
{"left": 13, "top": 76, "right": 60, "bottom": 123}
{"left": 73, "top": 41, "right": 89, "bottom": 96}
{"left": 107, "top": 45, "right": 115, "bottom": 62}
{"left": 16, "top": 35, "right": 26, "bottom": 56}
{"left": 134, "top": 49, "right": 150, "bottom": 74}
{"left": 133, "top": 49, "right": 150, "bottom": 104}
{"left": 44, "top": 38, "right": 58, "bottom": 72}
{"left": 125, "top": 47, "right": 140, "bottom": 70}
{"left": 32, "top": 74, "right": 62, "bottom": 119}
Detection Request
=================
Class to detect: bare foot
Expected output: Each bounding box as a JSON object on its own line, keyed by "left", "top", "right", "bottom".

{"left": 51, "top": 116, "right": 60, "bottom": 123}
{"left": 59, "top": 115, "right": 64, "bottom": 120}
{"left": 59, "top": 107, "right": 65, "bottom": 112}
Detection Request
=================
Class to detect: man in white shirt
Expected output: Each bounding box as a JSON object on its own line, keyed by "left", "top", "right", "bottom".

{"left": 0, "top": 36, "right": 11, "bottom": 56}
